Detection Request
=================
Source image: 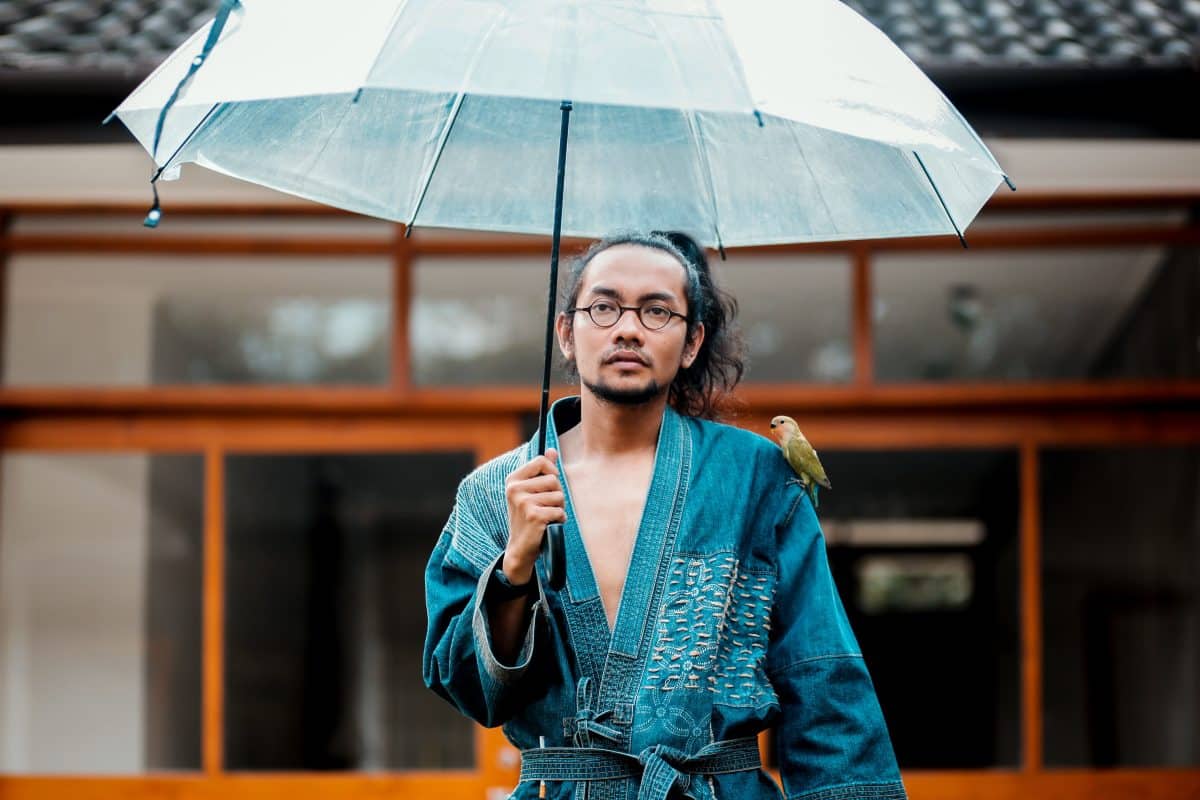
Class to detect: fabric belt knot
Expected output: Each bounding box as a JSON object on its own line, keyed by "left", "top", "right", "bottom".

{"left": 637, "top": 743, "right": 695, "bottom": 799}
{"left": 519, "top": 735, "right": 761, "bottom": 800}
{"left": 570, "top": 677, "right": 622, "bottom": 747}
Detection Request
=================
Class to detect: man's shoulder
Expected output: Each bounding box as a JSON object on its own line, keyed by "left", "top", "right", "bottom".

{"left": 686, "top": 414, "right": 780, "bottom": 461}
{"left": 685, "top": 414, "right": 799, "bottom": 498}
{"left": 455, "top": 442, "right": 529, "bottom": 507}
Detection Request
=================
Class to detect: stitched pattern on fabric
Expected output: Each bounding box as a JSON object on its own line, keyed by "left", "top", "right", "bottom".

{"left": 713, "top": 566, "right": 777, "bottom": 707}
{"left": 642, "top": 552, "right": 777, "bottom": 708}
{"left": 446, "top": 447, "right": 523, "bottom": 574}
{"left": 645, "top": 553, "right": 737, "bottom": 692}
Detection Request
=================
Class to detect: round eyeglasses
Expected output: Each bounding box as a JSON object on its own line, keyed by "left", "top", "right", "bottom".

{"left": 568, "top": 299, "right": 689, "bottom": 331}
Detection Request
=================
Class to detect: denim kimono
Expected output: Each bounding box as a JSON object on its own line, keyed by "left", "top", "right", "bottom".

{"left": 424, "top": 397, "right": 905, "bottom": 800}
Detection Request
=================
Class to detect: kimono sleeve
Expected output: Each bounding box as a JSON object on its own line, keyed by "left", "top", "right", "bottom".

{"left": 766, "top": 482, "right": 907, "bottom": 800}
{"left": 422, "top": 486, "right": 550, "bottom": 728}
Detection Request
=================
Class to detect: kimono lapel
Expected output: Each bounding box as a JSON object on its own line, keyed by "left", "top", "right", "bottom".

{"left": 541, "top": 396, "right": 693, "bottom": 688}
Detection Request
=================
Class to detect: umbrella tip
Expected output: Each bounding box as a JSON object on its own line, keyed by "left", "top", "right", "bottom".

{"left": 144, "top": 182, "right": 162, "bottom": 229}
{"left": 753, "top": 110, "right": 764, "bottom": 128}
{"left": 102, "top": 111, "right": 115, "bottom": 126}
{"left": 352, "top": 88, "right": 363, "bottom": 104}
{"left": 1003, "top": 175, "right": 1017, "bottom": 191}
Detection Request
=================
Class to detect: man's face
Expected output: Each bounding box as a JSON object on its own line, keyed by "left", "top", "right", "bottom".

{"left": 558, "top": 243, "right": 704, "bottom": 406}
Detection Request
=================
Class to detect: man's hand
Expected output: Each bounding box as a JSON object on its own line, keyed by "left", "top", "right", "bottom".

{"left": 503, "top": 448, "right": 567, "bottom": 585}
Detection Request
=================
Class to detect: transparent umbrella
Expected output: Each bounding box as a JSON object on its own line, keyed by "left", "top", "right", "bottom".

{"left": 111, "top": 0, "right": 1012, "bottom": 585}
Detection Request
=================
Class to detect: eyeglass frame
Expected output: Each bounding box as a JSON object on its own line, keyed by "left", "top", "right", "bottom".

{"left": 566, "top": 299, "right": 691, "bottom": 331}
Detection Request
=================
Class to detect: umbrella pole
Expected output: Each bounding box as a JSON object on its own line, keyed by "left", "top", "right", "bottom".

{"left": 537, "top": 100, "right": 573, "bottom": 591}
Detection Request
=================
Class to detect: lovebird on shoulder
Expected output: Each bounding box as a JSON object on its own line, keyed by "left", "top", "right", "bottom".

{"left": 769, "top": 415, "right": 832, "bottom": 508}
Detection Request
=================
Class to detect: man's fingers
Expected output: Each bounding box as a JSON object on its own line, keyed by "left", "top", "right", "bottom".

{"left": 507, "top": 475, "right": 562, "bottom": 500}
{"left": 517, "top": 490, "right": 565, "bottom": 517}
{"left": 531, "top": 491, "right": 565, "bottom": 508}
{"left": 520, "top": 474, "right": 563, "bottom": 494}
{"left": 506, "top": 453, "right": 560, "bottom": 483}
{"left": 535, "top": 506, "right": 568, "bottom": 524}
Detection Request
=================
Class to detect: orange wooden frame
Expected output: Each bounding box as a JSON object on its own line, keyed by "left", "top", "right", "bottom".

{"left": 1, "top": 195, "right": 1198, "bottom": 800}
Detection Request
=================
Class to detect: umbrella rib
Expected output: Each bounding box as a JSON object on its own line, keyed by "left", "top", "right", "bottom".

{"left": 782, "top": 118, "right": 839, "bottom": 236}
{"left": 943, "top": 99, "right": 1016, "bottom": 191}
{"left": 686, "top": 111, "right": 727, "bottom": 256}
{"left": 912, "top": 150, "right": 968, "bottom": 249}
{"left": 154, "top": 102, "right": 223, "bottom": 179}
{"left": 406, "top": 91, "right": 467, "bottom": 234}
{"left": 405, "top": 13, "right": 507, "bottom": 234}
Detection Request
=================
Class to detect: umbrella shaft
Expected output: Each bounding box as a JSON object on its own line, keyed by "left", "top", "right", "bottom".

{"left": 538, "top": 100, "right": 573, "bottom": 456}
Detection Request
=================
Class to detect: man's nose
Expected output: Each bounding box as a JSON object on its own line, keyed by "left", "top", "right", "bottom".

{"left": 611, "top": 307, "right": 645, "bottom": 341}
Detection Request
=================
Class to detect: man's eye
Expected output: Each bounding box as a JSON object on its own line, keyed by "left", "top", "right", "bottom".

{"left": 592, "top": 301, "right": 617, "bottom": 313}
{"left": 644, "top": 305, "right": 671, "bottom": 319}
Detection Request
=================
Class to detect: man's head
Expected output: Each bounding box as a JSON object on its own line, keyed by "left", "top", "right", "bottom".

{"left": 556, "top": 232, "right": 745, "bottom": 419}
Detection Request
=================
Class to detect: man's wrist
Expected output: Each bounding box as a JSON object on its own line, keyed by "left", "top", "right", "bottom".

{"left": 501, "top": 551, "right": 535, "bottom": 587}
{"left": 490, "top": 554, "right": 535, "bottom": 604}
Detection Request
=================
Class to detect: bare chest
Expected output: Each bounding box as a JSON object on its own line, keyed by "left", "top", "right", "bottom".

{"left": 565, "top": 457, "right": 655, "bottom": 631}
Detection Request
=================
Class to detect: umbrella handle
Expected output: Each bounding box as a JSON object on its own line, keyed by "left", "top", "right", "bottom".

{"left": 542, "top": 523, "right": 566, "bottom": 590}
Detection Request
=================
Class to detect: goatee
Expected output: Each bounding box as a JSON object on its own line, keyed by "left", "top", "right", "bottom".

{"left": 583, "top": 376, "right": 665, "bottom": 406}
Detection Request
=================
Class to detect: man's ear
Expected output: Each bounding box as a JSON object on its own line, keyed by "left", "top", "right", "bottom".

{"left": 555, "top": 311, "right": 574, "bottom": 359}
{"left": 681, "top": 322, "right": 705, "bottom": 369}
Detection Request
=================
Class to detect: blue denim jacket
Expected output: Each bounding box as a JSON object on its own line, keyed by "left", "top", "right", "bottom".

{"left": 424, "top": 397, "right": 905, "bottom": 800}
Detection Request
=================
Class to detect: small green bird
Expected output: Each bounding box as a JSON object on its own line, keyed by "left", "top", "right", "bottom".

{"left": 769, "top": 415, "right": 832, "bottom": 507}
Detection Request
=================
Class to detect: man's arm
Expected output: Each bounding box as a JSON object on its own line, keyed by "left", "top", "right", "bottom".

{"left": 486, "top": 449, "right": 565, "bottom": 663}
{"left": 421, "top": 451, "right": 564, "bottom": 728}
{"left": 766, "top": 481, "right": 907, "bottom": 800}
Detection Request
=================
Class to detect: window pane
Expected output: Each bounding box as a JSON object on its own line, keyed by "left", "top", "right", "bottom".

{"left": 412, "top": 252, "right": 853, "bottom": 385}
{"left": 411, "top": 256, "right": 549, "bottom": 386}
{"left": 3, "top": 256, "right": 390, "bottom": 386}
{"left": 719, "top": 253, "right": 852, "bottom": 382}
{"left": 874, "top": 246, "right": 1198, "bottom": 381}
{"left": 224, "top": 451, "right": 476, "bottom": 771}
{"left": 0, "top": 453, "right": 203, "bottom": 773}
{"left": 1042, "top": 446, "right": 1200, "bottom": 767}
{"left": 810, "top": 449, "right": 1020, "bottom": 768}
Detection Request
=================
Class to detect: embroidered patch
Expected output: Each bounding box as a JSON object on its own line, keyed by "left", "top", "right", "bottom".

{"left": 643, "top": 553, "right": 778, "bottom": 708}
{"left": 645, "top": 553, "right": 736, "bottom": 692}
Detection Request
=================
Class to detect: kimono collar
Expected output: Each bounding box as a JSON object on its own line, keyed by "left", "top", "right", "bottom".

{"left": 533, "top": 395, "right": 693, "bottom": 659}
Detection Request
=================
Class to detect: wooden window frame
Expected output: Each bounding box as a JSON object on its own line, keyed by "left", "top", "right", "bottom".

{"left": 0, "top": 192, "right": 1198, "bottom": 800}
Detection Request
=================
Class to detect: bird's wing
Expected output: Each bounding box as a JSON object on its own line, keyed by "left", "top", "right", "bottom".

{"left": 787, "top": 436, "right": 831, "bottom": 488}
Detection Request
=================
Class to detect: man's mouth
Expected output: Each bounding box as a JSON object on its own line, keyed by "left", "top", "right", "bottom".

{"left": 605, "top": 351, "right": 649, "bottom": 367}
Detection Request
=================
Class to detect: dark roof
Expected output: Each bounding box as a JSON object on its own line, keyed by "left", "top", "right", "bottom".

{"left": 0, "top": 0, "right": 1197, "bottom": 73}
{"left": 0, "top": 0, "right": 216, "bottom": 73}
{"left": 846, "top": 0, "right": 1199, "bottom": 68}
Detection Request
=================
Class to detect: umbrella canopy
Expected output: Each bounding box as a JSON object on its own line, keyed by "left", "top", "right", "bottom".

{"left": 112, "top": 0, "right": 1012, "bottom": 587}
{"left": 113, "top": 0, "right": 1009, "bottom": 247}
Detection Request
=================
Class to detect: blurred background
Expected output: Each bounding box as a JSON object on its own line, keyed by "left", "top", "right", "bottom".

{"left": 0, "top": 2, "right": 1198, "bottom": 800}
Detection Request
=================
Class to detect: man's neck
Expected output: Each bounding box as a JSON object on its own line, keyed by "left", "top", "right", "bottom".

{"left": 561, "top": 389, "right": 667, "bottom": 460}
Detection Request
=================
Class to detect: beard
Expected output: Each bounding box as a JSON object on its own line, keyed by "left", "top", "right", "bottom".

{"left": 582, "top": 374, "right": 666, "bottom": 406}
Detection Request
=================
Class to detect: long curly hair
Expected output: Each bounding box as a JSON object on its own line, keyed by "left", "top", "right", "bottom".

{"left": 559, "top": 231, "right": 746, "bottom": 420}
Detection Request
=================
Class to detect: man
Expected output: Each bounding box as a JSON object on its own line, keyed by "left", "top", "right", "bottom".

{"left": 423, "top": 233, "right": 905, "bottom": 800}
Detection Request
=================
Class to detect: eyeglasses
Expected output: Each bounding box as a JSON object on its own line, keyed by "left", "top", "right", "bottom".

{"left": 568, "top": 299, "right": 689, "bottom": 331}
